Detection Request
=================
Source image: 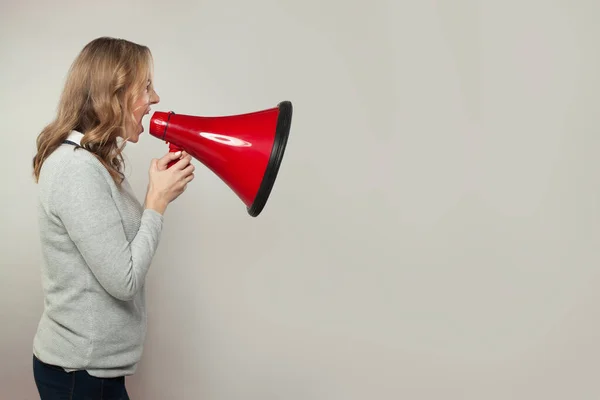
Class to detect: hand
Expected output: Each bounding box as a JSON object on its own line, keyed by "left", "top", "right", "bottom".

{"left": 144, "top": 151, "right": 195, "bottom": 214}
{"left": 156, "top": 150, "right": 191, "bottom": 171}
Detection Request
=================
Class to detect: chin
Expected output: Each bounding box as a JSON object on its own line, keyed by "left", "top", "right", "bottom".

{"left": 125, "top": 125, "right": 143, "bottom": 143}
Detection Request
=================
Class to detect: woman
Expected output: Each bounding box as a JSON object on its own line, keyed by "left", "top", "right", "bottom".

{"left": 30, "top": 37, "right": 193, "bottom": 399}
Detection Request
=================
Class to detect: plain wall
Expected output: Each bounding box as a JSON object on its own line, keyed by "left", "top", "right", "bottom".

{"left": 2, "top": 0, "right": 600, "bottom": 398}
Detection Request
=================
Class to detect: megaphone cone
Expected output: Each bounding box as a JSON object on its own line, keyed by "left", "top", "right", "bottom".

{"left": 149, "top": 101, "right": 292, "bottom": 217}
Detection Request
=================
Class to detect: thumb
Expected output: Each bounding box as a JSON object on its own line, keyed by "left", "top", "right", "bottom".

{"left": 149, "top": 158, "right": 159, "bottom": 172}
{"left": 158, "top": 151, "right": 182, "bottom": 169}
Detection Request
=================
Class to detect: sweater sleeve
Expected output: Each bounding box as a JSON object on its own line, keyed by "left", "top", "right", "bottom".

{"left": 50, "top": 156, "right": 164, "bottom": 301}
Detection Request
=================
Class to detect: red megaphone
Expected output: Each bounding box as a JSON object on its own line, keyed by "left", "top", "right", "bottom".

{"left": 148, "top": 101, "right": 292, "bottom": 217}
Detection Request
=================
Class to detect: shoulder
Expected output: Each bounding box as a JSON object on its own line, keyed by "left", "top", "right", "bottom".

{"left": 41, "top": 145, "right": 115, "bottom": 186}
{"left": 39, "top": 145, "right": 118, "bottom": 212}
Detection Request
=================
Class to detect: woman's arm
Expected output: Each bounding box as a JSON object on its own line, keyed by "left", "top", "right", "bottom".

{"left": 50, "top": 156, "right": 163, "bottom": 301}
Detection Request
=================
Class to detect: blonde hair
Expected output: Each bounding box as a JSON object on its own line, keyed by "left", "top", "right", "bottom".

{"left": 32, "top": 36, "right": 154, "bottom": 184}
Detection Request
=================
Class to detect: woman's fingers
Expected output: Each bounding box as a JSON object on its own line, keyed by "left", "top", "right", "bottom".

{"left": 171, "top": 154, "right": 193, "bottom": 170}
{"left": 157, "top": 151, "right": 182, "bottom": 170}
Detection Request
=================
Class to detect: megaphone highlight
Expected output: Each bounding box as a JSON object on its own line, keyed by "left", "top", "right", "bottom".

{"left": 149, "top": 101, "right": 292, "bottom": 217}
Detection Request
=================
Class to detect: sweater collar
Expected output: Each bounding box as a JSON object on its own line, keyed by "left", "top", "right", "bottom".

{"left": 66, "top": 130, "right": 85, "bottom": 145}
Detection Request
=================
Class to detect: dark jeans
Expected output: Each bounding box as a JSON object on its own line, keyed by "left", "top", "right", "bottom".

{"left": 33, "top": 355, "right": 130, "bottom": 400}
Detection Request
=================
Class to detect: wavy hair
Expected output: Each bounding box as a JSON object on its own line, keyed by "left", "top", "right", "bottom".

{"left": 32, "top": 37, "right": 153, "bottom": 184}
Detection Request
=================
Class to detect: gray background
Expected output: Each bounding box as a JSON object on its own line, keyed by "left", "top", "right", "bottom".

{"left": 2, "top": 0, "right": 600, "bottom": 398}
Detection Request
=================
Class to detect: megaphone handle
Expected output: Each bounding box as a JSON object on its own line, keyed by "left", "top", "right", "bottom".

{"left": 167, "top": 142, "right": 183, "bottom": 168}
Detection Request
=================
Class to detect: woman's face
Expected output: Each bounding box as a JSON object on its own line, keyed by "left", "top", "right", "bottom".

{"left": 127, "top": 77, "right": 160, "bottom": 143}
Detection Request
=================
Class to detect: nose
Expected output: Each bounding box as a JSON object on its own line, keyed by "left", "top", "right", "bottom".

{"left": 151, "top": 90, "right": 160, "bottom": 105}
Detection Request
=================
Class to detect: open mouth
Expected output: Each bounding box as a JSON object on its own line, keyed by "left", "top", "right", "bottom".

{"left": 140, "top": 108, "right": 151, "bottom": 133}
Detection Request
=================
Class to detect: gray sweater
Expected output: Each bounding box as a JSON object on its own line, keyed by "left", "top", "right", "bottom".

{"left": 32, "top": 131, "right": 163, "bottom": 378}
